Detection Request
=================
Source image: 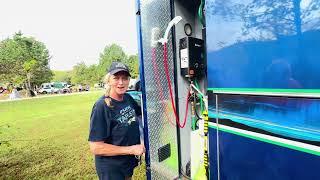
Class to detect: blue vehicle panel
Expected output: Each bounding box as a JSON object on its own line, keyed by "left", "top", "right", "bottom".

{"left": 205, "top": 0, "right": 320, "bottom": 89}
{"left": 205, "top": 0, "right": 320, "bottom": 179}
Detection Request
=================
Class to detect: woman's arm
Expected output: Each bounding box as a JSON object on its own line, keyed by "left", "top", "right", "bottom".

{"left": 89, "top": 141, "right": 145, "bottom": 156}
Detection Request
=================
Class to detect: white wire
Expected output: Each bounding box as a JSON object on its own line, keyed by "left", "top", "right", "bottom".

{"left": 190, "top": 84, "right": 208, "bottom": 110}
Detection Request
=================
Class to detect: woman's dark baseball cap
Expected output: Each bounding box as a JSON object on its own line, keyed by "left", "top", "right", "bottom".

{"left": 108, "top": 62, "right": 131, "bottom": 76}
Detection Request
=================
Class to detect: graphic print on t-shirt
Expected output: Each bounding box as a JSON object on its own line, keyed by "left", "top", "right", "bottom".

{"left": 115, "top": 105, "right": 136, "bottom": 125}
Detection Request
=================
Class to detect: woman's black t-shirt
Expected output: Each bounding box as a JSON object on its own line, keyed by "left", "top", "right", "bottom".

{"left": 88, "top": 93, "right": 142, "bottom": 175}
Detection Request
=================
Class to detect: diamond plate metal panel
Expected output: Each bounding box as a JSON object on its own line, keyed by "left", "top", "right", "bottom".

{"left": 140, "top": 0, "right": 179, "bottom": 179}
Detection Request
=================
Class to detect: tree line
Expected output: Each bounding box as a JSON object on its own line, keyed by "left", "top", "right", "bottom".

{"left": 0, "top": 32, "right": 139, "bottom": 93}
{"left": 57, "top": 44, "right": 139, "bottom": 86}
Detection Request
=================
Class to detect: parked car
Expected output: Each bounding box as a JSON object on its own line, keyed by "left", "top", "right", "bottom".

{"left": 127, "top": 90, "right": 141, "bottom": 105}
{"left": 52, "top": 82, "right": 68, "bottom": 94}
{"left": 38, "top": 82, "right": 62, "bottom": 94}
{"left": 128, "top": 79, "right": 137, "bottom": 90}
{"left": 62, "top": 84, "right": 72, "bottom": 93}
{"left": 38, "top": 86, "right": 53, "bottom": 94}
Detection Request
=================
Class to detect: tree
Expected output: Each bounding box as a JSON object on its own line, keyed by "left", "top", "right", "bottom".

{"left": 125, "top": 55, "right": 139, "bottom": 78}
{"left": 206, "top": 0, "right": 320, "bottom": 41}
{"left": 86, "top": 64, "right": 101, "bottom": 84}
{"left": 69, "top": 43, "right": 139, "bottom": 85}
{"left": 98, "top": 44, "right": 127, "bottom": 78}
{"left": 23, "top": 59, "right": 38, "bottom": 92}
{"left": 71, "top": 62, "right": 88, "bottom": 85}
{"left": 0, "top": 32, "right": 53, "bottom": 95}
{"left": 0, "top": 36, "right": 26, "bottom": 83}
{"left": 241, "top": 0, "right": 303, "bottom": 39}
{"left": 70, "top": 63, "right": 101, "bottom": 85}
{"left": 52, "top": 70, "right": 72, "bottom": 84}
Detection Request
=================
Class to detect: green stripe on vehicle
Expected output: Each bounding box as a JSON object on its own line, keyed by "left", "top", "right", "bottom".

{"left": 207, "top": 88, "right": 320, "bottom": 93}
{"left": 208, "top": 123, "right": 320, "bottom": 156}
{"left": 207, "top": 88, "right": 320, "bottom": 97}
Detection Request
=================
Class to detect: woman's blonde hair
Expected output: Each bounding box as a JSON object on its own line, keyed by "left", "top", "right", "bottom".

{"left": 104, "top": 73, "right": 113, "bottom": 107}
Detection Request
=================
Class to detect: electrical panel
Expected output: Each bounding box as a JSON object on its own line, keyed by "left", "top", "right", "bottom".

{"left": 179, "top": 37, "right": 205, "bottom": 78}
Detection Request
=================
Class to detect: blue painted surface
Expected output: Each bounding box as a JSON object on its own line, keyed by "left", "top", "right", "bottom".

{"left": 205, "top": 0, "right": 320, "bottom": 89}
{"left": 135, "top": 0, "right": 151, "bottom": 179}
{"left": 205, "top": 1, "right": 320, "bottom": 179}
{"left": 209, "top": 127, "right": 320, "bottom": 180}
{"left": 208, "top": 126, "right": 219, "bottom": 180}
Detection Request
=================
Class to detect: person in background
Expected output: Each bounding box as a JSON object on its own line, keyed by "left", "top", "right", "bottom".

{"left": 85, "top": 84, "right": 90, "bottom": 91}
{"left": 78, "top": 84, "right": 83, "bottom": 92}
{"left": 9, "top": 87, "right": 21, "bottom": 100}
{"left": 88, "top": 61, "right": 144, "bottom": 180}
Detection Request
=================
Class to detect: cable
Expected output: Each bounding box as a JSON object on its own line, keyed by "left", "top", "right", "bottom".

{"left": 151, "top": 44, "right": 190, "bottom": 128}
{"left": 163, "top": 42, "right": 190, "bottom": 128}
{"left": 195, "top": 79, "right": 204, "bottom": 112}
{"left": 191, "top": 85, "right": 200, "bottom": 130}
{"left": 190, "top": 83, "right": 208, "bottom": 110}
{"left": 154, "top": 17, "right": 190, "bottom": 128}
{"left": 194, "top": 105, "right": 201, "bottom": 120}
{"left": 151, "top": 47, "right": 176, "bottom": 126}
{"left": 191, "top": 100, "right": 196, "bottom": 130}
{"left": 198, "top": 0, "right": 205, "bottom": 26}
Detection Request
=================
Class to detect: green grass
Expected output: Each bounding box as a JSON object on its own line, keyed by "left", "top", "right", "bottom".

{"left": 0, "top": 91, "right": 146, "bottom": 179}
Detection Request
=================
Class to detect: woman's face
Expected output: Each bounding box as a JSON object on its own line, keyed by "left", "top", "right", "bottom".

{"left": 109, "top": 72, "right": 130, "bottom": 95}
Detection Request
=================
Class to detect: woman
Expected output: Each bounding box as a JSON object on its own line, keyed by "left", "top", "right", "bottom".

{"left": 88, "top": 62, "right": 145, "bottom": 180}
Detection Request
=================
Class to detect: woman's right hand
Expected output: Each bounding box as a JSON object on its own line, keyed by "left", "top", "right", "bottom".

{"left": 129, "top": 144, "right": 145, "bottom": 156}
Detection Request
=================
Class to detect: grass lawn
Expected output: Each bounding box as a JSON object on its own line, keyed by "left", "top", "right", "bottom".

{"left": 0, "top": 91, "right": 146, "bottom": 179}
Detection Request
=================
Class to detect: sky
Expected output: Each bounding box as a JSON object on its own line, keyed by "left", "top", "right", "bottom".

{"left": 0, "top": 0, "right": 138, "bottom": 70}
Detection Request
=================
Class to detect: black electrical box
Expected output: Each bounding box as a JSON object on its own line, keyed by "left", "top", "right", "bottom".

{"left": 179, "top": 37, "right": 205, "bottom": 78}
